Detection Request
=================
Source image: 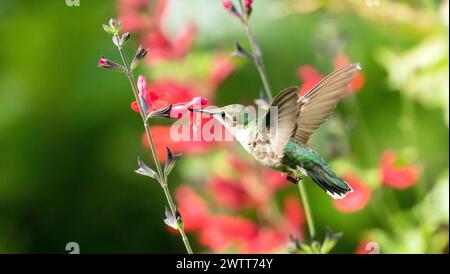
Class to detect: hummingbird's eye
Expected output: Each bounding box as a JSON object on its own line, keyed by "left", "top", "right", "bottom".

{"left": 221, "top": 112, "right": 226, "bottom": 119}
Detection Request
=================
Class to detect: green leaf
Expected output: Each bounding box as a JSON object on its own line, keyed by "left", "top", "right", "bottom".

{"left": 164, "top": 147, "right": 182, "bottom": 176}
{"left": 135, "top": 157, "right": 159, "bottom": 180}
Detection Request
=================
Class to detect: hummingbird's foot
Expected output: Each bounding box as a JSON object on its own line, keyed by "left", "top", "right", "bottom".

{"left": 287, "top": 175, "right": 299, "bottom": 184}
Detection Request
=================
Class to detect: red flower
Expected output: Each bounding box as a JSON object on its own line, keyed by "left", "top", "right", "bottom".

{"left": 283, "top": 195, "right": 305, "bottom": 238}
{"left": 174, "top": 152, "right": 308, "bottom": 253}
{"left": 168, "top": 97, "right": 208, "bottom": 119}
{"left": 175, "top": 186, "right": 210, "bottom": 232}
{"left": 222, "top": 0, "right": 232, "bottom": 10}
{"left": 379, "top": 150, "right": 420, "bottom": 189}
{"left": 118, "top": 0, "right": 195, "bottom": 62}
{"left": 117, "top": 0, "right": 151, "bottom": 32}
{"left": 143, "top": 24, "right": 196, "bottom": 62}
{"left": 333, "top": 172, "right": 372, "bottom": 213}
{"left": 131, "top": 75, "right": 171, "bottom": 113}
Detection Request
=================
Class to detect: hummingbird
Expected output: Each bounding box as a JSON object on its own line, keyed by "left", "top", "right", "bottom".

{"left": 169, "top": 63, "right": 359, "bottom": 199}
{"left": 196, "top": 63, "right": 361, "bottom": 199}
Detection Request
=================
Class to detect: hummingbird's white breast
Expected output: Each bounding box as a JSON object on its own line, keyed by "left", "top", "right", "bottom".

{"left": 217, "top": 116, "right": 282, "bottom": 168}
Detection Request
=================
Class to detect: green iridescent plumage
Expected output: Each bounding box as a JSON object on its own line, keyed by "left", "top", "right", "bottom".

{"left": 282, "top": 139, "right": 352, "bottom": 198}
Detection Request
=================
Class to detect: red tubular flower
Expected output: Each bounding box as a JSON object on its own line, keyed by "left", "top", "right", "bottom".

{"left": 131, "top": 75, "right": 171, "bottom": 113}
{"left": 333, "top": 172, "right": 372, "bottom": 213}
{"left": 168, "top": 97, "right": 208, "bottom": 119}
{"left": 175, "top": 186, "right": 210, "bottom": 232}
{"left": 379, "top": 151, "right": 420, "bottom": 189}
{"left": 150, "top": 79, "right": 196, "bottom": 103}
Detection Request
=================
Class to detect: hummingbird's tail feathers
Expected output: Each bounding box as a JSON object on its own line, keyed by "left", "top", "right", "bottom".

{"left": 306, "top": 166, "right": 353, "bottom": 200}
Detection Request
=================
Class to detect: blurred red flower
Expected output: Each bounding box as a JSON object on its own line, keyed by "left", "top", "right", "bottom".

{"left": 333, "top": 172, "right": 372, "bottom": 213}
{"left": 283, "top": 195, "right": 305, "bottom": 238}
{"left": 265, "top": 169, "right": 288, "bottom": 193}
{"left": 244, "top": 228, "right": 286, "bottom": 254}
{"left": 209, "top": 177, "right": 253, "bottom": 210}
{"left": 175, "top": 186, "right": 210, "bottom": 232}
{"left": 117, "top": 0, "right": 151, "bottom": 32}
{"left": 244, "top": 0, "right": 253, "bottom": 10}
{"left": 119, "top": 0, "right": 196, "bottom": 62}
{"left": 174, "top": 154, "right": 305, "bottom": 253}
{"left": 199, "top": 215, "right": 258, "bottom": 252}
{"left": 379, "top": 150, "right": 420, "bottom": 189}
{"left": 222, "top": 0, "right": 232, "bottom": 10}
{"left": 143, "top": 24, "right": 196, "bottom": 62}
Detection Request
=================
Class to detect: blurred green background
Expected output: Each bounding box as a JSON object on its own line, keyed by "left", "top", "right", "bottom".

{"left": 0, "top": 0, "right": 448, "bottom": 253}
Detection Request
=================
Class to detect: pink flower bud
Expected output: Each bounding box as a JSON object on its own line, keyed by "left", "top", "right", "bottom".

{"left": 98, "top": 56, "right": 123, "bottom": 71}
{"left": 222, "top": 0, "right": 232, "bottom": 10}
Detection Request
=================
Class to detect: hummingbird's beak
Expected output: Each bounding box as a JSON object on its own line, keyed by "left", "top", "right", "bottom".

{"left": 189, "top": 107, "right": 220, "bottom": 116}
{"left": 146, "top": 104, "right": 172, "bottom": 120}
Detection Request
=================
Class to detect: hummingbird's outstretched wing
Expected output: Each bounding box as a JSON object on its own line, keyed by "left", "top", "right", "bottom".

{"left": 261, "top": 87, "right": 300, "bottom": 156}
{"left": 294, "top": 63, "right": 361, "bottom": 144}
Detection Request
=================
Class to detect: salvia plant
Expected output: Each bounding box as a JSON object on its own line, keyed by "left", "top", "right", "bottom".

{"left": 99, "top": 0, "right": 347, "bottom": 254}
{"left": 99, "top": 18, "right": 194, "bottom": 254}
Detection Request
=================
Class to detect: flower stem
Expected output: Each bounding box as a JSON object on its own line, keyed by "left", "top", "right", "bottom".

{"left": 161, "top": 182, "right": 193, "bottom": 254}
{"left": 235, "top": 7, "right": 317, "bottom": 246}
{"left": 298, "top": 181, "right": 316, "bottom": 241}
{"left": 239, "top": 1, "right": 273, "bottom": 102}
{"left": 115, "top": 38, "right": 193, "bottom": 254}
